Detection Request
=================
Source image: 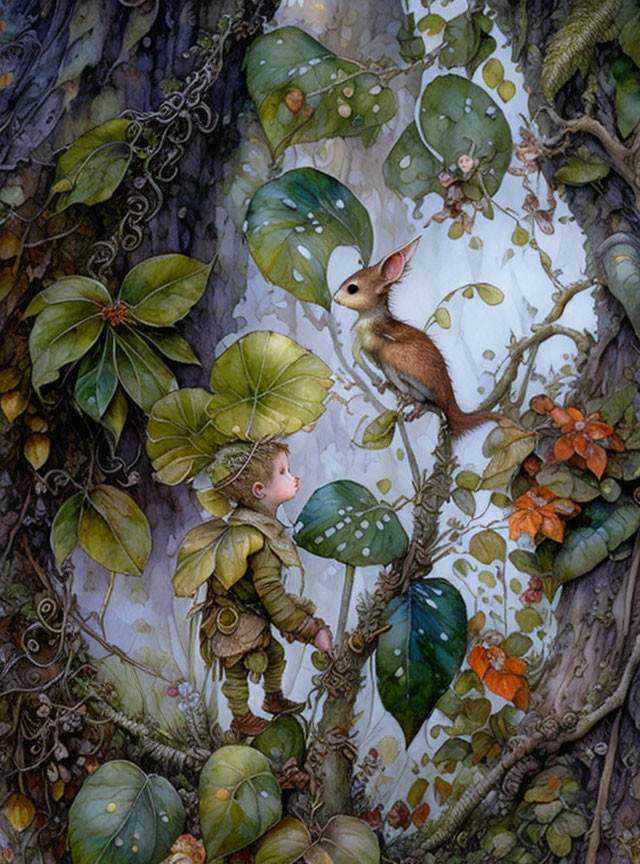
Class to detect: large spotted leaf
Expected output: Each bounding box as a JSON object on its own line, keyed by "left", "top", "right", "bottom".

{"left": 376, "top": 578, "right": 467, "bottom": 745}
{"left": 199, "top": 746, "right": 281, "bottom": 861}
{"left": 419, "top": 75, "right": 512, "bottom": 198}
{"left": 146, "top": 388, "right": 225, "bottom": 486}
{"left": 68, "top": 760, "right": 184, "bottom": 864}
{"left": 294, "top": 480, "right": 408, "bottom": 567}
{"left": 245, "top": 168, "right": 372, "bottom": 308}
{"left": 383, "top": 122, "right": 444, "bottom": 215}
{"left": 206, "top": 330, "right": 333, "bottom": 440}
{"left": 244, "top": 26, "right": 396, "bottom": 158}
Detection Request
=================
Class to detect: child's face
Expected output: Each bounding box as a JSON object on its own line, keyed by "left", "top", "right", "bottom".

{"left": 252, "top": 450, "right": 299, "bottom": 510}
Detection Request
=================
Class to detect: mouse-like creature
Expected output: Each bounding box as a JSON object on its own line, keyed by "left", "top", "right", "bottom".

{"left": 333, "top": 236, "right": 506, "bottom": 438}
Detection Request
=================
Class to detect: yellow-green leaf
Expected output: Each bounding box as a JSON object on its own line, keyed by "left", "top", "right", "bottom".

{"left": 256, "top": 816, "right": 312, "bottom": 864}
{"left": 511, "top": 225, "right": 529, "bottom": 246}
{"left": 497, "top": 80, "right": 516, "bottom": 102}
{"left": 173, "top": 518, "right": 228, "bottom": 597}
{"left": 435, "top": 308, "right": 451, "bottom": 329}
{"left": 24, "top": 433, "right": 50, "bottom": 470}
{"left": 482, "top": 58, "right": 504, "bottom": 88}
{"left": 79, "top": 485, "right": 151, "bottom": 575}
{"left": 6, "top": 793, "right": 35, "bottom": 832}
{"left": 119, "top": 254, "right": 212, "bottom": 327}
{"left": 215, "top": 525, "right": 264, "bottom": 590}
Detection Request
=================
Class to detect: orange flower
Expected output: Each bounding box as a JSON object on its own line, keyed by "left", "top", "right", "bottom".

{"left": 468, "top": 641, "right": 529, "bottom": 711}
{"left": 550, "top": 407, "right": 624, "bottom": 479}
{"left": 530, "top": 394, "right": 554, "bottom": 414}
{"left": 508, "top": 484, "right": 581, "bottom": 543}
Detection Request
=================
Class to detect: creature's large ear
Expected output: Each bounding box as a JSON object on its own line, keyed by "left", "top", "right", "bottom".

{"left": 378, "top": 237, "right": 421, "bottom": 293}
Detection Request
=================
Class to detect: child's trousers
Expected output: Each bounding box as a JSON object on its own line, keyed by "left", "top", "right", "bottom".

{"left": 221, "top": 635, "right": 286, "bottom": 715}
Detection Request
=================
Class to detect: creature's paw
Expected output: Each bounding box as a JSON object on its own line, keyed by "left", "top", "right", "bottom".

{"left": 405, "top": 403, "right": 425, "bottom": 422}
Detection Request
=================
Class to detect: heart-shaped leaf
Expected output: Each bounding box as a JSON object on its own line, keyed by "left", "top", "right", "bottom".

{"left": 79, "top": 485, "right": 151, "bottom": 575}
{"left": 75, "top": 333, "right": 118, "bottom": 421}
{"left": 553, "top": 146, "right": 611, "bottom": 185}
{"left": 53, "top": 118, "right": 133, "bottom": 211}
{"left": 245, "top": 26, "right": 396, "bottom": 158}
{"left": 113, "top": 328, "right": 177, "bottom": 413}
{"left": 199, "top": 745, "right": 282, "bottom": 861}
{"left": 68, "top": 759, "right": 185, "bottom": 864}
{"left": 246, "top": 168, "right": 372, "bottom": 308}
{"left": 146, "top": 389, "right": 224, "bottom": 486}
{"left": 252, "top": 715, "right": 305, "bottom": 769}
{"left": 360, "top": 409, "right": 398, "bottom": 449}
{"left": 376, "top": 578, "right": 467, "bottom": 745}
{"left": 294, "top": 480, "right": 408, "bottom": 567}
{"left": 173, "top": 517, "right": 228, "bottom": 597}
{"left": 256, "top": 815, "right": 380, "bottom": 864}
{"left": 206, "top": 330, "right": 333, "bottom": 440}
{"left": 50, "top": 492, "right": 84, "bottom": 567}
{"left": 27, "top": 276, "right": 110, "bottom": 395}
{"left": 119, "top": 255, "right": 212, "bottom": 327}
{"left": 479, "top": 424, "right": 535, "bottom": 490}
{"left": 469, "top": 529, "right": 506, "bottom": 564}
{"left": 419, "top": 75, "right": 512, "bottom": 197}
{"left": 383, "top": 122, "right": 444, "bottom": 214}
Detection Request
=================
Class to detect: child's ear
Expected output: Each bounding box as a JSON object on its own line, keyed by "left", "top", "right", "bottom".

{"left": 252, "top": 481, "right": 266, "bottom": 500}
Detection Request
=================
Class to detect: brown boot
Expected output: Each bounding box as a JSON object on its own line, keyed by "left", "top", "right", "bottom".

{"left": 231, "top": 710, "right": 270, "bottom": 736}
{"left": 262, "top": 690, "right": 305, "bottom": 715}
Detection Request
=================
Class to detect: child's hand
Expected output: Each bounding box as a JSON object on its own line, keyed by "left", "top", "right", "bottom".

{"left": 313, "top": 627, "right": 332, "bottom": 652}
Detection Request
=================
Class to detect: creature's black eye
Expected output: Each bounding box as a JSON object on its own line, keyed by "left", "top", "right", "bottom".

{"left": 347, "top": 284, "right": 358, "bottom": 294}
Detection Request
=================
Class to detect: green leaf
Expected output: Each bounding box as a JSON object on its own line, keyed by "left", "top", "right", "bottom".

{"left": 419, "top": 75, "right": 512, "bottom": 197}
{"left": 479, "top": 425, "right": 535, "bottom": 490}
{"left": 475, "top": 283, "right": 504, "bottom": 305}
{"left": 215, "top": 525, "right": 265, "bottom": 590}
{"left": 29, "top": 301, "right": 105, "bottom": 395}
{"left": 456, "top": 470, "right": 480, "bottom": 490}
{"left": 511, "top": 225, "right": 529, "bottom": 246}
{"left": 503, "top": 633, "right": 533, "bottom": 657}
{"left": 245, "top": 168, "right": 372, "bottom": 309}
{"left": 397, "top": 13, "right": 425, "bottom": 64}
{"left": 553, "top": 145, "right": 611, "bottom": 184}
{"left": 244, "top": 26, "right": 396, "bottom": 158}
{"left": 509, "top": 549, "right": 548, "bottom": 577}
{"left": 207, "top": 330, "right": 333, "bottom": 440}
{"left": 535, "top": 463, "right": 600, "bottom": 502}
{"left": 68, "top": 760, "right": 184, "bottom": 864}
{"left": 256, "top": 816, "right": 311, "bottom": 864}
{"left": 24, "top": 275, "right": 111, "bottom": 316}
{"left": 79, "top": 485, "right": 151, "bottom": 575}
{"left": 146, "top": 388, "right": 224, "bottom": 486}
{"left": 383, "top": 122, "right": 444, "bottom": 215}
{"left": 418, "top": 13, "right": 446, "bottom": 34}
{"left": 173, "top": 517, "right": 229, "bottom": 597}
{"left": 294, "top": 479, "right": 409, "bottom": 567}
{"left": 376, "top": 578, "right": 468, "bottom": 745}
{"left": 361, "top": 409, "right": 398, "bottom": 449}
{"left": 119, "top": 255, "right": 212, "bottom": 327}
{"left": 141, "top": 330, "right": 200, "bottom": 365}
{"left": 199, "top": 745, "right": 282, "bottom": 861}
{"left": 515, "top": 607, "right": 544, "bottom": 633}
{"left": 601, "top": 240, "right": 640, "bottom": 342}
{"left": 556, "top": 810, "right": 588, "bottom": 837}
{"left": 313, "top": 815, "right": 380, "bottom": 864}
{"left": 54, "top": 118, "right": 133, "bottom": 211}
{"left": 482, "top": 58, "right": 504, "bottom": 88}
{"left": 407, "top": 778, "right": 429, "bottom": 808}
{"left": 435, "top": 308, "right": 451, "bottom": 329}
{"left": 621, "top": 11, "right": 640, "bottom": 66}
{"left": 590, "top": 383, "right": 636, "bottom": 425}
{"left": 75, "top": 334, "right": 117, "bottom": 421}
{"left": 553, "top": 497, "right": 640, "bottom": 587}
{"left": 101, "top": 389, "right": 128, "bottom": 447}
{"left": 50, "top": 492, "right": 84, "bottom": 567}
{"left": 440, "top": 13, "right": 481, "bottom": 69}
{"left": 452, "top": 487, "right": 476, "bottom": 517}
{"left": 252, "top": 715, "right": 305, "bottom": 769}
{"left": 432, "top": 738, "right": 472, "bottom": 768}
{"left": 113, "top": 328, "right": 177, "bottom": 413}
{"left": 469, "top": 529, "right": 506, "bottom": 564}
{"left": 546, "top": 822, "right": 572, "bottom": 857}
{"left": 612, "top": 53, "right": 640, "bottom": 138}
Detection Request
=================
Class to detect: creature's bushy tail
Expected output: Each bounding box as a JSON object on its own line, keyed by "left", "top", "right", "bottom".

{"left": 449, "top": 409, "right": 507, "bottom": 439}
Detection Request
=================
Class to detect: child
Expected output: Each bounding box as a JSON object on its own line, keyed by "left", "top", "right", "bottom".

{"left": 200, "top": 440, "right": 332, "bottom": 736}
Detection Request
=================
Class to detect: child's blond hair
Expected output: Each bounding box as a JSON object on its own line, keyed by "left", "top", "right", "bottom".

{"left": 211, "top": 440, "right": 289, "bottom": 507}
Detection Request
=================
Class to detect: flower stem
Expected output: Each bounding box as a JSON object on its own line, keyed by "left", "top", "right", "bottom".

{"left": 336, "top": 562, "right": 356, "bottom": 644}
